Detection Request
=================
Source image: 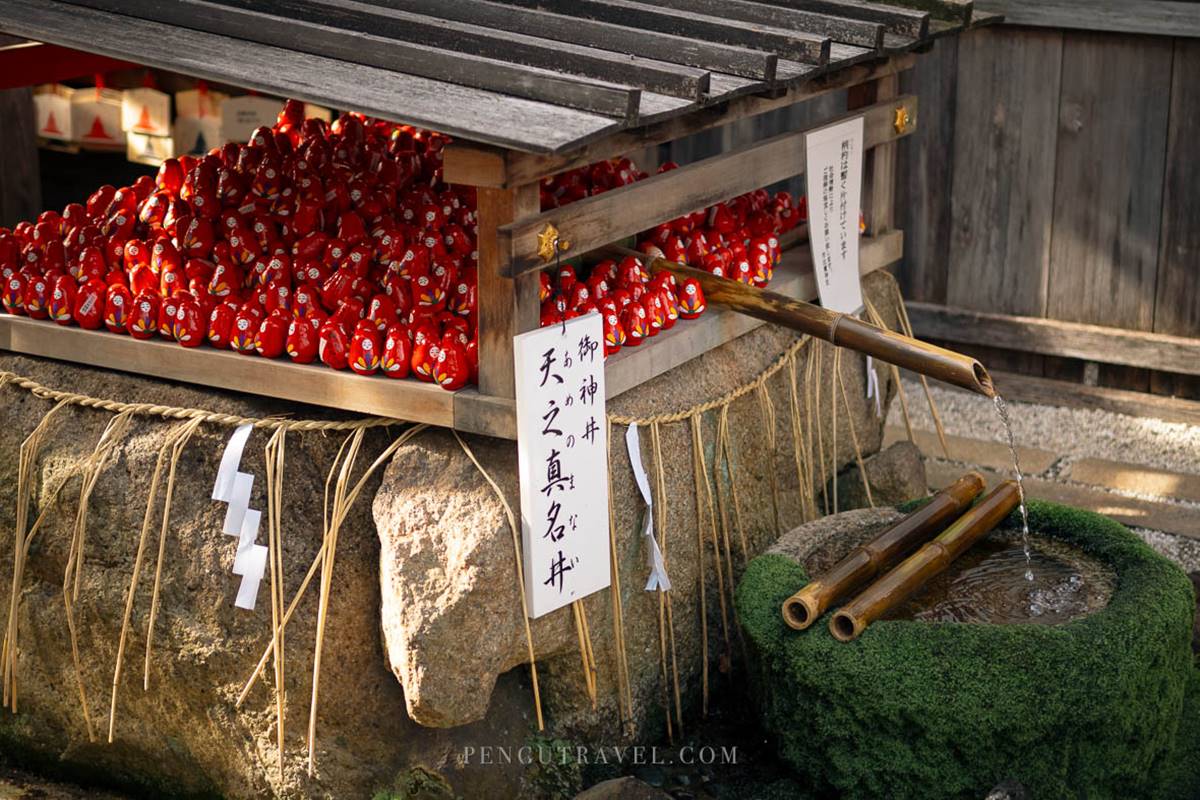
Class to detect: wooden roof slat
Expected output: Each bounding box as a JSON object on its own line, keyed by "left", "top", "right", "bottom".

{"left": 755, "top": 0, "right": 930, "bottom": 38}
{"left": 65, "top": 0, "right": 643, "bottom": 120}
{"left": 222, "top": 0, "right": 712, "bottom": 101}
{"left": 650, "top": 0, "right": 885, "bottom": 49}
{"left": 2, "top": 0, "right": 626, "bottom": 153}
{"left": 354, "top": 0, "right": 779, "bottom": 82}
{"left": 884, "top": 0, "right": 973, "bottom": 23}
{"left": 493, "top": 0, "right": 832, "bottom": 65}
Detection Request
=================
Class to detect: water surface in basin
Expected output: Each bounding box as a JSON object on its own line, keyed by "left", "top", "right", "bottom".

{"left": 881, "top": 532, "right": 1115, "bottom": 626}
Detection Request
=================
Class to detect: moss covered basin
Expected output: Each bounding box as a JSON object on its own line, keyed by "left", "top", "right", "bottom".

{"left": 735, "top": 500, "right": 1197, "bottom": 800}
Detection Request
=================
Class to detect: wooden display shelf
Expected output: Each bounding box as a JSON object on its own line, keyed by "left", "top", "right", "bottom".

{"left": 0, "top": 230, "right": 901, "bottom": 439}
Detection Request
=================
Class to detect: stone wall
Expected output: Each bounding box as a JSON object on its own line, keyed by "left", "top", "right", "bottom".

{"left": 0, "top": 270, "right": 902, "bottom": 798}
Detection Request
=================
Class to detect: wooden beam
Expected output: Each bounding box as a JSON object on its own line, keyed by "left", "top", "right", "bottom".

{"left": 648, "top": 0, "right": 885, "bottom": 48}
{"left": 445, "top": 53, "right": 916, "bottom": 187}
{"left": 0, "top": 315, "right": 483, "bottom": 430}
{"left": 499, "top": 94, "right": 918, "bottom": 275}
{"left": 757, "top": 0, "right": 930, "bottom": 38}
{"left": 493, "top": 0, "right": 832, "bottom": 64}
{"left": 906, "top": 303, "right": 1200, "bottom": 377}
{"left": 985, "top": 370, "right": 1200, "bottom": 427}
{"left": 356, "top": 0, "right": 778, "bottom": 81}
{"left": 852, "top": 72, "right": 899, "bottom": 235}
{"left": 2, "top": 0, "right": 624, "bottom": 154}
{"left": 0, "top": 41, "right": 134, "bottom": 89}
{"left": 219, "top": 0, "right": 712, "bottom": 101}
{"left": 476, "top": 184, "right": 542, "bottom": 399}
{"left": 605, "top": 229, "right": 903, "bottom": 396}
{"left": 976, "top": 0, "right": 1200, "bottom": 37}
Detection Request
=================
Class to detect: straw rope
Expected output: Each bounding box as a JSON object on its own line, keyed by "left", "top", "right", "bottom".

{"left": 0, "top": 370, "right": 398, "bottom": 431}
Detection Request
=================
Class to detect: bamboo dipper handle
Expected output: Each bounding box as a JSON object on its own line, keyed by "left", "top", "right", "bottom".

{"left": 608, "top": 245, "right": 995, "bottom": 398}
{"left": 781, "top": 472, "right": 986, "bottom": 630}
{"left": 830, "top": 480, "right": 1022, "bottom": 642}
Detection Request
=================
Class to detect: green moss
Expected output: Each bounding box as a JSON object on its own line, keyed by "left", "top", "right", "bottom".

{"left": 373, "top": 767, "right": 459, "bottom": 800}
{"left": 735, "top": 500, "right": 1196, "bottom": 800}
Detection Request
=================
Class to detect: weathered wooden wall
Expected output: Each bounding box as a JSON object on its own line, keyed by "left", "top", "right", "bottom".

{"left": 897, "top": 27, "right": 1200, "bottom": 398}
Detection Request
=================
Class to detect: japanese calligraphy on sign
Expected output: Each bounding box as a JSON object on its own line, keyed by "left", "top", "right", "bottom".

{"left": 514, "top": 311, "right": 611, "bottom": 618}
{"left": 805, "top": 116, "right": 865, "bottom": 315}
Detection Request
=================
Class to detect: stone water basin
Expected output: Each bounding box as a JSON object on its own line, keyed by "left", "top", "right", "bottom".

{"left": 735, "top": 500, "right": 1197, "bottom": 800}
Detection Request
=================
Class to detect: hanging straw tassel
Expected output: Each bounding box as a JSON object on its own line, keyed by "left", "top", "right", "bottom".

{"left": 690, "top": 413, "right": 731, "bottom": 666}
{"left": 836, "top": 352, "right": 875, "bottom": 509}
{"left": 142, "top": 418, "right": 203, "bottom": 691}
{"left": 604, "top": 420, "right": 634, "bottom": 734}
{"left": 864, "top": 296, "right": 915, "bottom": 445}
{"left": 451, "top": 430, "right": 544, "bottom": 732}
{"left": 715, "top": 406, "right": 748, "bottom": 561}
{"left": 830, "top": 348, "right": 840, "bottom": 514}
{"left": 755, "top": 382, "right": 782, "bottom": 536}
{"left": 307, "top": 428, "right": 365, "bottom": 776}
{"left": 786, "top": 351, "right": 813, "bottom": 523}
{"left": 687, "top": 414, "right": 712, "bottom": 717}
{"left": 890, "top": 281, "right": 951, "bottom": 459}
{"left": 263, "top": 427, "right": 289, "bottom": 775}
{"left": 809, "top": 344, "right": 829, "bottom": 517}
{"left": 237, "top": 427, "right": 424, "bottom": 710}
{"left": 3, "top": 398, "right": 71, "bottom": 713}
{"left": 109, "top": 416, "right": 202, "bottom": 743}
{"left": 571, "top": 601, "right": 598, "bottom": 708}
{"left": 60, "top": 409, "right": 135, "bottom": 740}
{"left": 649, "top": 422, "right": 683, "bottom": 737}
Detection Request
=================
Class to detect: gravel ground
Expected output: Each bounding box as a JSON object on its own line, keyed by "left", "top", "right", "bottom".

{"left": 888, "top": 378, "right": 1200, "bottom": 574}
{"left": 887, "top": 379, "right": 1200, "bottom": 475}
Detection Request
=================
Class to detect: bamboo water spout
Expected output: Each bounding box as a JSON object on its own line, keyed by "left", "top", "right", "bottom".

{"left": 830, "top": 480, "right": 1021, "bottom": 642}
{"left": 609, "top": 245, "right": 995, "bottom": 397}
{"left": 781, "top": 472, "right": 986, "bottom": 630}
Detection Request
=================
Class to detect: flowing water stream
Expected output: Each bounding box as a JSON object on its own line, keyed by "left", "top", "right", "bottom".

{"left": 993, "top": 394, "right": 1034, "bottom": 582}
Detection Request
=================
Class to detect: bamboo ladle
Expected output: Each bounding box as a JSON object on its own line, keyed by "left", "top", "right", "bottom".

{"left": 782, "top": 471, "right": 986, "bottom": 630}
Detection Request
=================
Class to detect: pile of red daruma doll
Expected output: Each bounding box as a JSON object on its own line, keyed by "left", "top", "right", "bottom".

{"left": 0, "top": 98, "right": 806, "bottom": 391}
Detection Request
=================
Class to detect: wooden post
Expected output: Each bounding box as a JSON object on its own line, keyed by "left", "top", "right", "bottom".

{"left": 849, "top": 74, "right": 899, "bottom": 236}
{"left": 476, "top": 183, "right": 541, "bottom": 399}
{"left": 0, "top": 88, "right": 40, "bottom": 228}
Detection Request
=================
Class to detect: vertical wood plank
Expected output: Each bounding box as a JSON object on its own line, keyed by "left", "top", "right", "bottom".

{"left": 947, "top": 27, "right": 1062, "bottom": 318}
{"left": 476, "top": 183, "right": 541, "bottom": 399}
{"left": 1046, "top": 31, "right": 1173, "bottom": 392}
{"left": 0, "top": 88, "right": 40, "bottom": 228}
{"left": 896, "top": 37, "right": 958, "bottom": 304}
{"left": 1151, "top": 38, "right": 1200, "bottom": 400}
{"left": 947, "top": 27, "right": 1063, "bottom": 376}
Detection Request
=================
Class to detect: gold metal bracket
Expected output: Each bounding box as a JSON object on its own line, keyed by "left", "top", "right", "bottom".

{"left": 536, "top": 222, "right": 570, "bottom": 263}
{"left": 893, "top": 105, "right": 914, "bottom": 135}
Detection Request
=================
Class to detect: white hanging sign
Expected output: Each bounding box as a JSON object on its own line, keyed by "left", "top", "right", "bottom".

{"left": 805, "top": 116, "right": 865, "bottom": 315}
{"left": 220, "top": 95, "right": 283, "bottom": 145}
{"left": 33, "top": 85, "right": 74, "bottom": 141}
{"left": 514, "top": 312, "right": 611, "bottom": 619}
{"left": 121, "top": 86, "right": 171, "bottom": 136}
{"left": 71, "top": 87, "right": 125, "bottom": 149}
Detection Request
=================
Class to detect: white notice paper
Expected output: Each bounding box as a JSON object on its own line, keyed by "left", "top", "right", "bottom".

{"left": 805, "top": 116, "right": 865, "bottom": 315}
{"left": 514, "top": 312, "right": 612, "bottom": 619}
